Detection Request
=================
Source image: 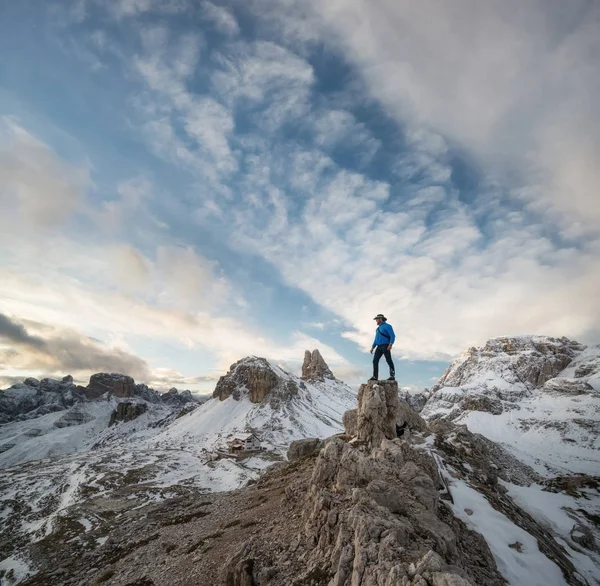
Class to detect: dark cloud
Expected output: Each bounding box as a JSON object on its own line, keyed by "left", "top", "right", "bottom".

{"left": 0, "top": 313, "right": 47, "bottom": 350}
{"left": 0, "top": 312, "right": 150, "bottom": 380}
{"left": 0, "top": 375, "right": 29, "bottom": 389}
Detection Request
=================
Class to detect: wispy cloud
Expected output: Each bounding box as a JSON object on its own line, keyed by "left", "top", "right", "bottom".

{"left": 0, "top": 117, "right": 87, "bottom": 230}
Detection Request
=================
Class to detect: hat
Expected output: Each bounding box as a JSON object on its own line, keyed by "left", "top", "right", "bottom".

{"left": 373, "top": 314, "right": 387, "bottom": 321}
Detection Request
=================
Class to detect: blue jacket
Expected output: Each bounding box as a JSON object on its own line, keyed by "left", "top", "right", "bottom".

{"left": 372, "top": 322, "right": 395, "bottom": 348}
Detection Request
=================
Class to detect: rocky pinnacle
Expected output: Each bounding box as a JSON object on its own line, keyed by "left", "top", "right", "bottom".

{"left": 301, "top": 349, "right": 334, "bottom": 381}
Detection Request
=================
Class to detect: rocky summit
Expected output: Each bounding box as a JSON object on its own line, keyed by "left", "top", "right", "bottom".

{"left": 302, "top": 349, "right": 335, "bottom": 381}
{"left": 213, "top": 356, "right": 299, "bottom": 404}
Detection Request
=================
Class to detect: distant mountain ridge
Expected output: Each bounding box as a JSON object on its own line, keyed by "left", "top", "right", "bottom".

{"left": 0, "top": 371, "right": 197, "bottom": 425}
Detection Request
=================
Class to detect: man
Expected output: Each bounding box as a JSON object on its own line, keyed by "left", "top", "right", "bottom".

{"left": 369, "top": 314, "right": 395, "bottom": 381}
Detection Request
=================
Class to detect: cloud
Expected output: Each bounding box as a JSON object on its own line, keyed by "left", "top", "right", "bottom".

{"left": 202, "top": 2, "right": 240, "bottom": 36}
{"left": 110, "top": 0, "right": 189, "bottom": 19}
{"left": 25, "top": 1, "right": 599, "bottom": 372}
{"left": 0, "top": 312, "right": 151, "bottom": 380}
{"left": 0, "top": 313, "right": 46, "bottom": 350}
{"left": 255, "top": 0, "right": 600, "bottom": 231}
{"left": 0, "top": 117, "right": 87, "bottom": 230}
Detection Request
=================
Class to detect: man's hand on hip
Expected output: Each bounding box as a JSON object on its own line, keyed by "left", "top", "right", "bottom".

{"left": 370, "top": 347, "right": 374, "bottom": 354}
{"left": 388, "top": 345, "right": 393, "bottom": 351}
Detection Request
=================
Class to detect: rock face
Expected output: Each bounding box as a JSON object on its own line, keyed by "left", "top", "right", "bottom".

{"left": 213, "top": 357, "right": 298, "bottom": 404}
{"left": 87, "top": 373, "right": 136, "bottom": 399}
{"left": 432, "top": 336, "right": 583, "bottom": 395}
{"left": 302, "top": 349, "right": 334, "bottom": 381}
{"left": 109, "top": 402, "right": 148, "bottom": 426}
{"left": 422, "top": 336, "right": 599, "bottom": 423}
{"left": 160, "top": 387, "right": 196, "bottom": 406}
{"left": 0, "top": 376, "right": 78, "bottom": 424}
{"left": 344, "top": 384, "right": 428, "bottom": 441}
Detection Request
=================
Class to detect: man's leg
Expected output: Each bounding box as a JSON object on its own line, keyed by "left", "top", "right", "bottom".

{"left": 383, "top": 348, "right": 395, "bottom": 379}
{"left": 372, "top": 346, "right": 384, "bottom": 379}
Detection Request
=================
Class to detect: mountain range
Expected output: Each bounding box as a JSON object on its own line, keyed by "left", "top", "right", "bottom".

{"left": 0, "top": 338, "right": 598, "bottom": 586}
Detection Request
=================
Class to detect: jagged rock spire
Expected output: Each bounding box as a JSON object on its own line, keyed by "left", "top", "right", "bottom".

{"left": 301, "top": 349, "right": 334, "bottom": 381}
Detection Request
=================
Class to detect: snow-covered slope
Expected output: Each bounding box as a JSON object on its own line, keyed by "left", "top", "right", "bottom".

{"left": 157, "top": 356, "right": 356, "bottom": 451}
{"left": 0, "top": 352, "right": 357, "bottom": 584}
{"left": 422, "top": 335, "right": 600, "bottom": 476}
{"left": 421, "top": 336, "right": 600, "bottom": 585}
{"left": 0, "top": 374, "right": 198, "bottom": 469}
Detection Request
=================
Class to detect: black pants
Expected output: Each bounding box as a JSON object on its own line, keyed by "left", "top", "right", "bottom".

{"left": 373, "top": 345, "right": 395, "bottom": 379}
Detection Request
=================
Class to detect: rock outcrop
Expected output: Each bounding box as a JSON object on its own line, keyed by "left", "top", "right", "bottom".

{"left": 213, "top": 357, "right": 299, "bottom": 404}
{"left": 287, "top": 437, "right": 323, "bottom": 461}
{"left": 432, "top": 336, "right": 584, "bottom": 393}
{"left": 109, "top": 402, "right": 148, "bottom": 426}
{"left": 87, "top": 373, "right": 137, "bottom": 399}
{"left": 160, "top": 387, "right": 196, "bottom": 406}
{"left": 224, "top": 380, "right": 505, "bottom": 586}
{"left": 302, "top": 349, "right": 334, "bottom": 381}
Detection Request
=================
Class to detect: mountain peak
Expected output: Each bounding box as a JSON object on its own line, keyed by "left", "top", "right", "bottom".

{"left": 434, "top": 335, "right": 585, "bottom": 394}
{"left": 301, "top": 349, "right": 334, "bottom": 381}
{"left": 212, "top": 356, "right": 298, "bottom": 404}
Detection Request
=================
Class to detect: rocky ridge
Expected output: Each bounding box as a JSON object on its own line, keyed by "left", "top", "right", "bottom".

{"left": 17, "top": 381, "right": 507, "bottom": 586}
{"left": 21, "top": 380, "right": 597, "bottom": 586}
{"left": 420, "top": 336, "right": 600, "bottom": 472}
{"left": 0, "top": 373, "right": 198, "bottom": 424}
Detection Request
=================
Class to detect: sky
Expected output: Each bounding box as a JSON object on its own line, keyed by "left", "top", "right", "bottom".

{"left": 0, "top": 0, "right": 598, "bottom": 394}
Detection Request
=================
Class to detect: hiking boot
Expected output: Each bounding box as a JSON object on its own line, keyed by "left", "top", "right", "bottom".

{"left": 387, "top": 376, "right": 395, "bottom": 381}
{"left": 368, "top": 377, "right": 378, "bottom": 381}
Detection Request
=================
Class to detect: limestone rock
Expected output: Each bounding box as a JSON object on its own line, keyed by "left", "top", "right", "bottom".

{"left": 301, "top": 349, "right": 334, "bottom": 381}
{"left": 542, "top": 378, "right": 595, "bottom": 395}
{"left": 109, "top": 402, "right": 148, "bottom": 426}
{"left": 458, "top": 395, "right": 503, "bottom": 415}
{"left": 430, "top": 336, "right": 583, "bottom": 396}
{"left": 397, "top": 399, "right": 428, "bottom": 433}
{"left": 213, "top": 357, "right": 298, "bottom": 404}
{"left": 87, "top": 373, "right": 136, "bottom": 399}
{"left": 287, "top": 438, "right": 323, "bottom": 461}
{"left": 357, "top": 381, "right": 399, "bottom": 447}
{"left": 160, "top": 387, "right": 197, "bottom": 406}
{"left": 343, "top": 409, "right": 358, "bottom": 436}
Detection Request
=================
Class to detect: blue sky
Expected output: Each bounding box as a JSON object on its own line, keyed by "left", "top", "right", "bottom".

{"left": 0, "top": 0, "right": 598, "bottom": 394}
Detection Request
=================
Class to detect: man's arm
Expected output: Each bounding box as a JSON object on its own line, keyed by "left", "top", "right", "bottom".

{"left": 370, "top": 331, "right": 377, "bottom": 353}
{"left": 387, "top": 324, "right": 395, "bottom": 345}
{"left": 386, "top": 323, "right": 395, "bottom": 349}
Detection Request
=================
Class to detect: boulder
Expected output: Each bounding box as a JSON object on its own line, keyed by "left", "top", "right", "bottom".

{"left": 342, "top": 409, "right": 357, "bottom": 436}
{"left": 397, "top": 398, "right": 428, "bottom": 433}
{"left": 301, "top": 349, "right": 334, "bottom": 381}
{"left": 287, "top": 438, "right": 323, "bottom": 461}
{"left": 570, "top": 523, "right": 596, "bottom": 551}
